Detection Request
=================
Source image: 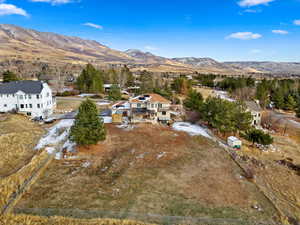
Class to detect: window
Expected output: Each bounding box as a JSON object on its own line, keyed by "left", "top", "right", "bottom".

{"left": 19, "top": 95, "right": 23, "bottom": 100}
{"left": 27, "top": 112, "right": 32, "bottom": 116}
{"left": 20, "top": 104, "right": 24, "bottom": 109}
{"left": 7, "top": 94, "right": 9, "bottom": 97}
{"left": 29, "top": 104, "right": 32, "bottom": 108}
{"left": 151, "top": 104, "right": 154, "bottom": 108}
{"left": 137, "top": 103, "right": 141, "bottom": 108}
{"left": 162, "top": 111, "right": 166, "bottom": 115}
{"left": 158, "top": 103, "right": 162, "bottom": 108}
{"left": 47, "top": 92, "right": 50, "bottom": 97}
{"left": 37, "top": 104, "right": 40, "bottom": 108}
{"left": 25, "top": 104, "right": 28, "bottom": 108}
{"left": 4, "top": 104, "right": 7, "bottom": 107}
{"left": 28, "top": 95, "right": 32, "bottom": 99}
{"left": 36, "top": 95, "right": 39, "bottom": 99}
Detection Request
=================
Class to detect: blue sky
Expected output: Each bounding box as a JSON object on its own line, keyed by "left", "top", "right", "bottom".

{"left": 0, "top": 0, "right": 300, "bottom": 61}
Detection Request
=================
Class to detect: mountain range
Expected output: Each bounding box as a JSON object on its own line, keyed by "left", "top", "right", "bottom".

{"left": 0, "top": 24, "right": 299, "bottom": 76}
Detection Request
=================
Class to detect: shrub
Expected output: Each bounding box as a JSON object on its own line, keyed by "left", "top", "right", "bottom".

{"left": 243, "top": 129, "right": 273, "bottom": 146}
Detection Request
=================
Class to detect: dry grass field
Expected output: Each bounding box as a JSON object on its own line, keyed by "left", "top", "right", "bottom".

{"left": 16, "top": 124, "right": 278, "bottom": 224}
{"left": 238, "top": 134, "right": 300, "bottom": 223}
{"left": 55, "top": 99, "right": 83, "bottom": 113}
{"left": 0, "top": 115, "right": 44, "bottom": 177}
{"left": 0, "top": 214, "right": 153, "bottom": 225}
{"left": 192, "top": 87, "right": 216, "bottom": 99}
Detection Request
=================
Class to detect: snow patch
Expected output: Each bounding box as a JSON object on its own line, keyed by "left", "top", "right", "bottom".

{"left": 63, "top": 139, "right": 76, "bottom": 152}
{"left": 157, "top": 152, "right": 166, "bottom": 159}
{"left": 45, "top": 147, "right": 56, "bottom": 155}
{"left": 78, "top": 93, "right": 95, "bottom": 98}
{"left": 215, "top": 91, "right": 235, "bottom": 102}
{"left": 97, "top": 101, "right": 111, "bottom": 106}
{"left": 35, "top": 119, "right": 74, "bottom": 150}
{"left": 172, "top": 122, "right": 211, "bottom": 138}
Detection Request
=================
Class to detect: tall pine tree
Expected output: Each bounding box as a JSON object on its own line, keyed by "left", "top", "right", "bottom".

{"left": 70, "top": 99, "right": 106, "bottom": 146}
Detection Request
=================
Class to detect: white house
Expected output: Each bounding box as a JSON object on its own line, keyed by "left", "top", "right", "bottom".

{"left": 0, "top": 80, "right": 55, "bottom": 119}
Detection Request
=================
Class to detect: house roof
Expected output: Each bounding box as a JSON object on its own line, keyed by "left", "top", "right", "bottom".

{"left": 245, "top": 101, "right": 262, "bottom": 112}
{"left": 0, "top": 81, "right": 44, "bottom": 94}
{"left": 130, "top": 93, "right": 171, "bottom": 104}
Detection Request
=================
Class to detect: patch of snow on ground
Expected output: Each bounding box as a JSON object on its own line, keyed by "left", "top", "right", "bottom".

{"left": 63, "top": 139, "right": 76, "bottom": 152}
{"left": 172, "top": 122, "right": 211, "bottom": 138}
{"left": 97, "top": 101, "right": 111, "bottom": 106}
{"left": 157, "top": 152, "right": 166, "bottom": 159}
{"left": 215, "top": 91, "right": 235, "bottom": 102}
{"left": 78, "top": 93, "right": 95, "bottom": 98}
{"left": 45, "top": 147, "right": 56, "bottom": 155}
{"left": 35, "top": 119, "right": 74, "bottom": 150}
{"left": 55, "top": 152, "right": 62, "bottom": 160}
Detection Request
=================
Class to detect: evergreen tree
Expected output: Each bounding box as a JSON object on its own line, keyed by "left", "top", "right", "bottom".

{"left": 139, "top": 70, "right": 155, "bottom": 93}
{"left": 284, "top": 95, "right": 297, "bottom": 111}
{"left": 256, "top": 83, "right": 270, "bottom": 108}
{"left": 184, "top": 89, "right": 203, "bottom": 111}
{"left": 172, "top": 77, "right": 191, "bottom": 95}
{"left": 76, "top": 64, "right": 103, "bottom": 93}
{"left": 2, "top": 70, "right": 19, "bottom": 83}
{"left": 272, "top": 88, "right": 285, "bottom": 109}
{"left": 108, "top": 85, "right": 122, "bottom": 101}
{"left": 244, "top": 129, "right": 273, "bottom": 146}
{"left": 199, "top": 97, "right": 252, "bottom": 135}
{"left": 70, "top": 99, "right": 106, "bottom": 146}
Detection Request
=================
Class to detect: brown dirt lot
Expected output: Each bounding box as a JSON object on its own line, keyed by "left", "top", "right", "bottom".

{"left": 16, "top": 124, "right": 278, "bottom": 224}
{"left": 0, "top": 115, "right": 44, "bottom": 177}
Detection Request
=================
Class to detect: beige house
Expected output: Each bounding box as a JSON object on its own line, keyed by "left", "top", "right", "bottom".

{"left": 129, "top": 93, "right": 171, "bottom": 124}
{"left": 245, "top": 101, "right": 262, "bottom": 126}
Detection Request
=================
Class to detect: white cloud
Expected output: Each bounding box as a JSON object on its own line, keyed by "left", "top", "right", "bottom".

{"left": 238, "top": 0, "right": 275, "bottom": 7}
{"left": 0, "top": 3, "right": 28, "bottom": 16}
{"left": 83, "top": 22, "right": 103, "bottom": 29}
{"left": 250, "top": 49, "right": 262, "bottom": 54}
{"left": 144, "top": 46, "right": 158, "bottom": 51}
{"left": 272, "top": 29, "right": 288, "bottom": 35}
{"left": 294, "top": 20, "right": 300, "bottom": 26}
{"left": 226, "top": 32, "right": 262, "bottom": 40}
{"left": 29, "top": 0, "right": 72, "bottom": 5}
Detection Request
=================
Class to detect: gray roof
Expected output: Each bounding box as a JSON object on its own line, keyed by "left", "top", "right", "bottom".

{"left": 0, "top": 81, "right": 44, "bottom": 94}
{"left": 245, "top": 101, "right": 262, "bottom": 112}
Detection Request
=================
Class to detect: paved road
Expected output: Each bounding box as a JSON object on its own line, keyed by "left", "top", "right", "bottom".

{"left": 268, "top": 110, "right": 300, "bottom": 129}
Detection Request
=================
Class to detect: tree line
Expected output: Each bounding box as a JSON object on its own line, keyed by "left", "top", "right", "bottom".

{"left": 184, "top": 89, "right": 273, "bottom": 145}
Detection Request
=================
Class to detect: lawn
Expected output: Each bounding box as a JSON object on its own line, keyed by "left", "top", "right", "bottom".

{"left": 0, "top": 115, "right": 44, "bottom": 177}
{"left": 16, "top": 124, "right": 278, "bottom": 224}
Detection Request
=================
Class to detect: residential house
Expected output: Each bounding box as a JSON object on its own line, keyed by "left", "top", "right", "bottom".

{"left": 129, "top": 93, "right": 171, "bottom": 124}
{"left": 245, "top": 101, "right": 262, "bottom": 126}
{"left": 0, "top": 80, "right": 55, "bottom": 119}
{"left": 111, "top": 101, "right": 131, "bottom": 123}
